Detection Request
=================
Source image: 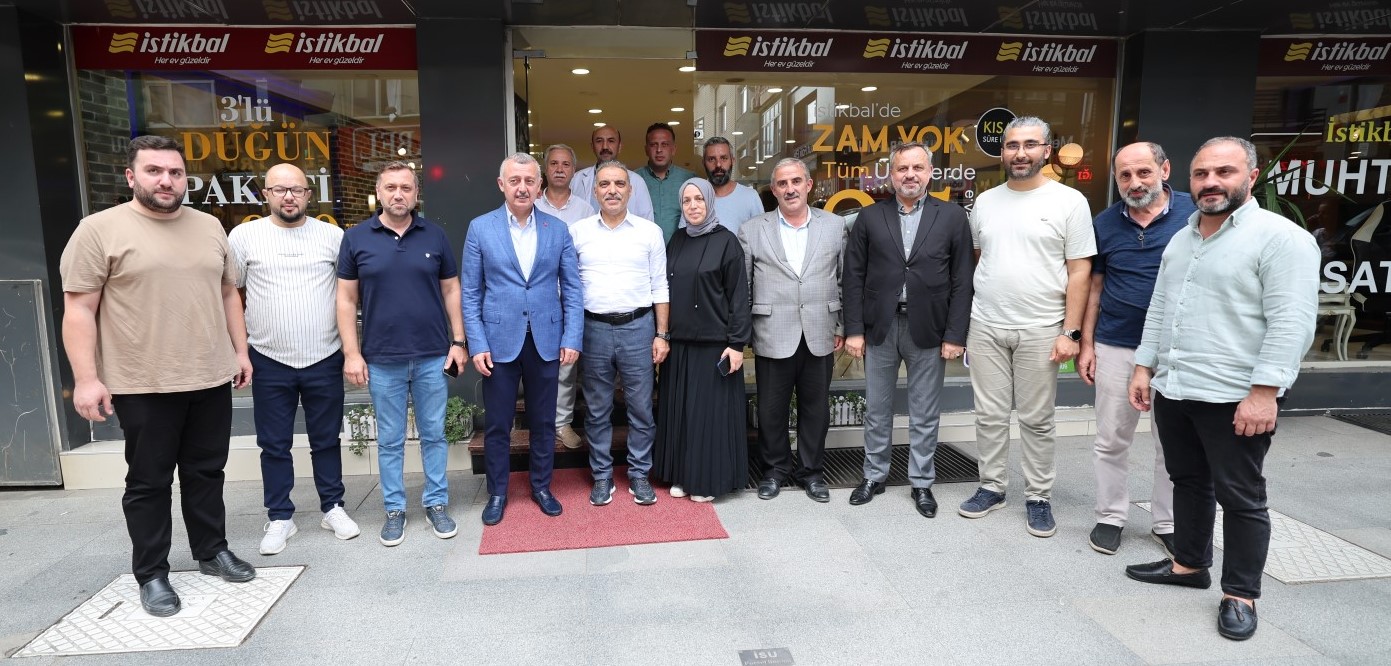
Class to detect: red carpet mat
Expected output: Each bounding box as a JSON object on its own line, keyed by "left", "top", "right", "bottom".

{"left": 478, "top": 467, "right": 729, "bottom": 555}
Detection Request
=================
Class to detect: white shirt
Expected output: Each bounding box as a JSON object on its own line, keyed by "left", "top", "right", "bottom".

{"left": 569, "top": 212, "right": 669, "bottom": 314}
{"left": 969, "top": 179, "right": 1096, "bottom": 329}
{"left": 535, "top": 189, "right": 595, "bottom": 226}
{"left": 228, "top": 216, "right": 343, "bottom": 368}
{"left": 570, "top": 166, "right": 655, "bottom": 222}
{"left": 777, "top": 211, "right": 811, "bottom": 278}
{"left": 508, "top": 210, "right": 538, "bottom": 280}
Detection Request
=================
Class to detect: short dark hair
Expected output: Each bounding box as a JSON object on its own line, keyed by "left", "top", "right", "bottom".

{"left": 703, "top": 136, "right": 732, "bottom": 153}
{"left": 126, "top": 135, "right": 182, "bottom": 170}
{"left": 646, "top": 122, "right": 677, "bottom": 142}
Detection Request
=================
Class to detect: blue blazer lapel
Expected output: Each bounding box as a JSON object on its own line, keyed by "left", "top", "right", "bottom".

{"left": 493, "top": 205, "right": 525, "bottom": 280}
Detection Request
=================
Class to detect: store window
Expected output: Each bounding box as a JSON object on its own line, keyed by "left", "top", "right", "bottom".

{"left": 693, "top": 30, "right": 1118, "bottom": 382}
{"left": 71, "top": 26, "right": 420, "bottom": 234}
{"left": 1254, "top": 37, "right": 1391, "bottom": 365}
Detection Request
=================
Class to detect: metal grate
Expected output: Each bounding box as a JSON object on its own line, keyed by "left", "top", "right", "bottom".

{"left": 748, "top": 443, "right": 977, "bottom": 489}
{"left": 1327, "top": 411, "right": 1391, "bottom": 437}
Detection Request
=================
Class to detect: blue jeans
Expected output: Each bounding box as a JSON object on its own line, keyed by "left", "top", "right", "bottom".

{"left": 250, "top": 347, "right": 346, "bottom": 519}
{"left": 581, "top": 312, "right": 656, "bottom": 480}
{"left": 367, "top": 355, "right": 449, "bottom": 512}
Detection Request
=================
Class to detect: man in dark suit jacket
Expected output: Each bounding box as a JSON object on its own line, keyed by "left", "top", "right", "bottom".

{"left": 461, "top": 153, "right": 583, "bottom": 526}
{"left": 843, "top": 141, "right": 973, "bottom": 517}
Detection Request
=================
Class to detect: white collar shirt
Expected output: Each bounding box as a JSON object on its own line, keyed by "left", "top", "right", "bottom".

{"left": 569, "top": 211, "right": 670, "bottom": 313}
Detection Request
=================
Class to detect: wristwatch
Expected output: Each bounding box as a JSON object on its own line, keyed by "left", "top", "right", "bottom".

{"left": 1060, "top": 329, "right": 1081, "bottom": 342}
{"left": 451, "top": 339, "right": 467, "bottom": 348}
{"left": 656, "top": 332, "right": 671, "bottom": 341}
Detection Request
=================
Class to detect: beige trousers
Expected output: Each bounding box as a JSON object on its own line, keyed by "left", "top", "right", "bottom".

{"left": 1093, "top": 342, "right": 1174, "bottom": 532}
{"left": 968, "top": 321, "right": 1060, "bottom": 501}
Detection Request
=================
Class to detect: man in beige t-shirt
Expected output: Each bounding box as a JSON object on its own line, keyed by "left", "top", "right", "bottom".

{"left": 60, "top": 135, "right": 256, "bottom": 618}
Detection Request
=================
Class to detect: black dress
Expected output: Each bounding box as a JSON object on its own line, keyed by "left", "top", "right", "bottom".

{"left": 654, "top": 226, "right": 752, "bottom": 498}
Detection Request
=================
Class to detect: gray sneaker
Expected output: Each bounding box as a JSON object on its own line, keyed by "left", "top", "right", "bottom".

{"left": 380, "top": 510, "right": 407, "bottom": 547}
{"left": 958, "top": 487, "right": 1007, "bottom": 518}
{"left": 1026, "top": 500, "right": 1057, "bottom": 538}
{"left": 629, "top": 476, "right": 657, "bottom": 505}
{"left": 590, "top": 478, "right": 616, "bottom": 506}
{"left": 425, "top": 505, "right": 457, "bottom": 539}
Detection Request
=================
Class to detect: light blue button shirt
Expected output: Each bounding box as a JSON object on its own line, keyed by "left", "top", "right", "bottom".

{"left": 508, "top": 210, "right": 538, "bottom": 281}
{"left": 778, "top": 210, "right": 811, "bottom": 277}
{"left": 1134, "top": 199, "right": 1319, "bottom": 402}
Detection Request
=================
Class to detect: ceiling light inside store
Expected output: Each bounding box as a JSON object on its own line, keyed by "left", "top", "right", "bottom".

{"left": 732, "top": 131, "right": 744, "bottom": 135}
{"left": 767, "top": 87, "right": 783, "bottom": 93}
{"left": 785, "top": 139, "right": 795, "bottom": 144}
{"left": 835, "top": 104, "right": 850, "bottom": 109}
{"left": 679, "top": 65, "right": 696, "bottom": 72}
{"left": 668, "top": 121, "right": 680, "bottom": 125}
{"left": 572, "top": 68, "right": 590, "bottom": 75}
{"left": 588, "top": 108, "right": 602, "bottom": 114}
{"left": 397, "top": 147, "right": 407, "bottom": 156}
{"left": 671, "top": 107, "right": 685, "bottom": 112}
{"left": 861, "top": 86, "right": 877, "bottom": 92}
{"left": 593, "top": 122, "right": 605, "bottom": 127}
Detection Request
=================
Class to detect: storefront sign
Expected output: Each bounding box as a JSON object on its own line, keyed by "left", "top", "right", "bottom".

{"left": 696, "top": 30, "right": 1116, "bottom": 77}
{"left": 696, "top": 0, "right": 1117, "bottom": 35}
{"left": 71, "top": 25, "right": 417, "bottom": 70}
{"left": 1282, "top": 2, "right": 1391, "bottom": 34}
{"left": 1257, "top": 37, "right": 1391, "bottom": 76}
{"left": 975, "top": 107, "right": 1015, "bottom": 158}
{"left": 74, "top": 0, "right": 412, "bottom": 24}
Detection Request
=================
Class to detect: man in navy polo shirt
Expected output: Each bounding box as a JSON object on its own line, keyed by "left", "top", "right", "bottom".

{"left": 336, "top": 161, "right": 468, "bottom": 547}
{"left": 1077, "top": 141, "right": 1196, "bottom": 556}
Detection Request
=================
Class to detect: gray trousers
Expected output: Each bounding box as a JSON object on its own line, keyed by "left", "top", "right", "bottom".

{"left": 862, "top": 314, "right": 945, "bottom": 488}
{"left": 555, "top": 358, "right": 577, "bottom": 428}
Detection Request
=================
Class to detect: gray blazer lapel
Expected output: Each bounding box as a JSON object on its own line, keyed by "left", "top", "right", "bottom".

{"left": 762, "top": 217, "right": 793, "bottom": 274}
{"left": 803, "top": 214, "right": 825, "bottom": 275}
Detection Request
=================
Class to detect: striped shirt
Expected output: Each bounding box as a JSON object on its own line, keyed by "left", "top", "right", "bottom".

{"left": 229, "top": 216, "right": 344, "bottom": 368}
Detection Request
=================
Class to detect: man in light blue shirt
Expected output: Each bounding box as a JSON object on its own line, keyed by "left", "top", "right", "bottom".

{"left": 703, "top": 136, "right": 766, "bottom": 237}
{"left": 1124, "top": 136, "right": 1319, "bottom": 642}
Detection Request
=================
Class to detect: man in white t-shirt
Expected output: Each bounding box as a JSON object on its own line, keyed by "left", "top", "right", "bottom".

{"left": 958, "top": 116, "right": 1096, "bottom": 539}
{"left": 702, "top": 136, "right": 765, "bottom": 237}
{"left": 230, "top": 163, "right": 360, "bottom": 557}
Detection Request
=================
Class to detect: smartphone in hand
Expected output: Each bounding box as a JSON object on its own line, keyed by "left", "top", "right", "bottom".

{"left": 716, "top": 354, "right": 732, "bottom": 376}
{"left": 444, "top": 359, "right": 460, "bottom": 378}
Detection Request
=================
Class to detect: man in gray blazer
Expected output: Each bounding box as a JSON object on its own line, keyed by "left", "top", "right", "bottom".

{"left": 739, "top": 157, "right": 846, "bottom": 502}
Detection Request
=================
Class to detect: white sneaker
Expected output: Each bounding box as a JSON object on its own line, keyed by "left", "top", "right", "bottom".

{"left": 669, "top": 485, "right": 687, "bottom": 498}
{"left": 691, "top": 495, "right": 715, "bottom": 503}
{"left": 259, "top": 519, "right": 297, "bottom": 555}
{"left": 320, "top": 506, "right": 361, "bottom": 540}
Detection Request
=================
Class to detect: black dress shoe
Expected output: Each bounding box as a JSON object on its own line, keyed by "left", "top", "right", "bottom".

{"left": 1089, "top": 523, "right": 1123, "bottom": 555}
{"left": 482, "top": 495, "right": 507, "bottom": 525}
{"left": 802, "top": 476, "right": 830, "bottom": 503}
{"left": 848, "top": 479, "right": 886, "bottom": 506}
{"left": 1217, "top": 598, "right": 1258, "bottom": 640}
{"left": 911, "top": 487, "right": 937, "bottom": 518}
{"left": 198, "top": 550, "right": 256, "bottom": 583}
{"left": 756, "top": 478, "right": 781, "bottom": 500}
{"left": 139, "top": 577, "right": 181, "bottom": 617}
{"left": 531, "top": 489, "right": 562, "bottom": 517}
{"left": 1124, "top": 558, "right": 1211, "bottom": 589}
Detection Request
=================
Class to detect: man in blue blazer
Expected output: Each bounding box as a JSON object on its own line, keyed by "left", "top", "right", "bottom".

{"left": 462, "top": 153, "right": 584, "bottom": 526}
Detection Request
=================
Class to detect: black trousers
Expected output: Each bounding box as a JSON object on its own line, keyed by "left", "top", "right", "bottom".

{"left": 1153, "top": 392, "right": 1272, "bottom": 599}
{"left": 755, "top": 336, "right": 833, "bottom": 482}
{"left": 114, "top": 383, "right": 232, "bottom": 584}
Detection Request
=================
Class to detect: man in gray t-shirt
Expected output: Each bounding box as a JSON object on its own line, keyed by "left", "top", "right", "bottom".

{"left": 230, "top": 162, "right": 360, "bottom": 557}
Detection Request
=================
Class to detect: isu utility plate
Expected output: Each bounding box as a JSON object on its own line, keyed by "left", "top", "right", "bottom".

{"left": 15, "top": 566, "right": 304, "bottom": 657}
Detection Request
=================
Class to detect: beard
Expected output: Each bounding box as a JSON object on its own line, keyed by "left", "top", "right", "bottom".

{"left": 1193, "top": 182, "right": 1250, "bottom": 215}
{"left": 1007, "top": 158, "right": 1044, "bottom": 181}
{"left": 895, "top": 180, "right": 924, "bottom": 200}
{"left": 133, "top": 182, "right": 183, "bottom": 214}
{"left": 708, "top": 167, "right": 730, "bottom": 186}
{"left": 1121, "top": 184, "right": 1161, "bottom": 208}
{"left": 272, "top": 205, "right": 305, "bottom": 225}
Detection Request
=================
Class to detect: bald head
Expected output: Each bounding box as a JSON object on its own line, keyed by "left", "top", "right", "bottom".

{"left": 262, "top": 163, "right": 311, "bottom": 226}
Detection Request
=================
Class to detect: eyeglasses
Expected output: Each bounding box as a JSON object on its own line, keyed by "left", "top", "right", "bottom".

{"left": 268, "top": 186, "right": 310, "bottom": 198}
{"left": 1003, "top": 141, "right": 1046, "bottom": 152}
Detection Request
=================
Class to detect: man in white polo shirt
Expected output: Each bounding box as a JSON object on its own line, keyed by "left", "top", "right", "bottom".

{"left": 230, "top": 163, "right": 360, "bottom": 556}
{"left": 570, "top": 160, "right": 670, "bottom": 507}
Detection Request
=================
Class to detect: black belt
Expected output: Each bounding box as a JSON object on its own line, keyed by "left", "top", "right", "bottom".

{"left": 896, "top": 302, "right": 910, "bottom": 314}
{"left": 584, "top": 306, "right": 652, "bottom": 325}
